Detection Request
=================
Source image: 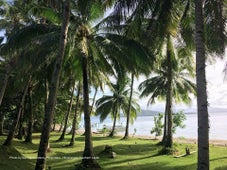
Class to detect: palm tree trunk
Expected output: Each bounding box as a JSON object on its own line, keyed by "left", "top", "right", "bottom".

{"left": 35, "top": 1, "right": 70, "bottom": 169}
{"left": 161, "top": 101, "right": 168, "bottom": 144}
{"left": 0, "top": 112, "right": 5, "bottom": 135}
{"left": 123, "top": 73, "right": 134, "bottom": 139}
{"left": 3, "top": 80, "right": 30, "bottom": 146}
{"left": 52, "top": 120, "right": 56, "bottom": 131}
{"left": 69, "top": 83, "right": 81, "bottom": 146}
{"left": 25, "top": 86, "right": 33, "bottom": 143}
{"left": 165, "top": 34, "right": 173, "bottom": 149}
{"left": 0, "top": 68, "right": 9, "bottom": 106}
{"left": 81, "top": 53, "right": 100, "bottom": 168}
{"left": 58, "top": 117, "right": 64, "bottom": 132}
{"left": 195, "top": 0, "right": 209, "bottom": 169}
{"left": 109, "top": 106, "right": 118, "bottom": 137}
{"left": 90, "top": 87, "right": 98, "bottom": 114}
{"left": 58, "top": 79, "right": 76, "bottom": 141}
{"left": 17, "top": 108, "right": 25, "bottom": 140}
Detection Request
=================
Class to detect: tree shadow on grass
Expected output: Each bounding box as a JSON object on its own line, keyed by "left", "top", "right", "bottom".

{"left": 215, "top": 165, "right": 227, "bottom": 170}
{"left": 45, "top": 150, "right": 84, "bottom": 170}
{"left": 110, "top": 143, "right": 161, "bottom": 156}
{"left": 211, "top": 156, "right": 227, "bottom": 170}
{"left": 0, "top": 145, "right": 35, "bottom": 170}
{"left": 210, "top": 156, "right": 227, "bottom": 162}
{"left": 102, "top": 160, "right": 197, "bottom": 170}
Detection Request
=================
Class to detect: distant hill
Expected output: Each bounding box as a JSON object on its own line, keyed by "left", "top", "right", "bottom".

{"left": 208, "top": 107, "right": 227, "bottom": 113}
{"left": 180, "top": 107, "right": 227, "bottom": 114}
{"left": 138, "top": 109, "right": 163, "bottom": 116}
{"left": 138, "top": 107, "right": 227, "bottom": 117}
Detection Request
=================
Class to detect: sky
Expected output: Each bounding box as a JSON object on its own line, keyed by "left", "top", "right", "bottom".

{"left": 206, "top": 58, "right": 227, "bottom": 108}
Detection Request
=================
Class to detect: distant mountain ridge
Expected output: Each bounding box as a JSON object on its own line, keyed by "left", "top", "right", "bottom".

{"left": 139, "top": 107, "right": 227, "bottom": 117}
{"left": 139, "top": 109, "right": 162, "bottom": 116}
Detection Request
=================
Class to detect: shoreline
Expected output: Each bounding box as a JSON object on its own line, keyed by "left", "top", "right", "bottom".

{"left": 129, "top": 134, "right": 227, "bottom": 146}
{"left": 73, "top": 129, "right": 227, "bottom": 146}
{"left": 90, "top": 131, "right": 227, "bottom": 146}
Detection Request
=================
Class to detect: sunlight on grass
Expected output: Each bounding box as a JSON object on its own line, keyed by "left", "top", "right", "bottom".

{"left": 0, "top": 133, "right": 227, "bottom": 170}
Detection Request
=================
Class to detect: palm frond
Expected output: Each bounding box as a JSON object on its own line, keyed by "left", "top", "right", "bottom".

{"left": 28, "top": 5, "right": 61, "bottom": 25}
{"left": 204, "top": 0, "right": 226, "bottom": 55}
{"left": 0, "top": 24, "right": 60, "bottom": 55}
{"left": 77, "top": 0, "right": 104, "bottom": 22}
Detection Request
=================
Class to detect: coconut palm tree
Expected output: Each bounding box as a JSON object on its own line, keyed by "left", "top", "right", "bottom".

{"left": 0, "top": 0, "right": 33, "bottom": 107}
{"left": 195, "top": 1, "right": 210, "bottom": 168}
{"left": 0, "top": 21, "right": 61, "bottom": 146}
{"left": 139, "top": 35, "right": 196, "bottom": 149}
{"left": 194, "top": 0, "right": 226, "bottom": 168}
{"left": 96, "top": 69, "right": 140, "bottom": 137}
{"left": 57, "top": 78, "right": 76, "bottom": 141}
{"left": 3, "top": 74, "right": 31, "bottom": 146}
{"left": 68, "top": 1, "right": 153, "bottom": 167}
{"left": 69, "top": 82, "right": 81, "bottom": 146}
{"left": 35, "top": 1, "right": 70, "bottom": 169}
{"left": 122, "top": 72, "right": 135, "bottom": 139}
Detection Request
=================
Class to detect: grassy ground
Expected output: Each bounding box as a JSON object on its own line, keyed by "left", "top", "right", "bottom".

{"left": 0, "top": 132, "right": 227, "bottom": 170}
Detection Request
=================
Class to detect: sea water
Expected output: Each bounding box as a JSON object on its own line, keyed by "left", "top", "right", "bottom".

{"left": 79, "top": 112, "right": 227, "bottom": 140}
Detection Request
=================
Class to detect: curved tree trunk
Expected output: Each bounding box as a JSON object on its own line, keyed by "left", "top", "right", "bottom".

{"left": 80, "top": 53, "right": 100, "bottom": 169}
{"left": 161, "top": 100, "right": 168, "bottom": 144}
{"left": 0, "top": 112, "right": 5, "bottom": 135}
{"left": 52, "top": 120, "right": 56, "bottom": 131}
{"left": 25, "top": 86, "right": 33, "bottom": 143}
{"left": 123, "top": 73, "right": 134, "bottom": 139}
{"left": 108, "top": 107, "right": 118, "bottom": 137}
{"left": 0, "top": 68, "right": 9, "bottom": 106}
{"left": 58, "top": 117, "right": 64, "bottom": 132}
{"left": 165, "top": 34, "right": 173, "bottom": 149}
{"left": 89, "top": 87, "right": 98, "bottom": 115}
{"left": 58, "top": 79, "right": 76, "bottom": 141}
{"left": 195, "top": 0, "right": 209, "bottom": 169}
{"left": 35, "top": 1, "right": 70, "bottom": 169}
{"left": 69, "top": 83, "right": 81, "bottom": 146}
{"left": 3, "top": 79, "right": 30, "bottom": 146}
{"left": 17, "top": 108, "right": 25, "bottom": 140}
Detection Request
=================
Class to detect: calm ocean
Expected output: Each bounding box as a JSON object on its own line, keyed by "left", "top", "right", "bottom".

{"left": 80, "top": 112, "right": 227, "bottom": 140}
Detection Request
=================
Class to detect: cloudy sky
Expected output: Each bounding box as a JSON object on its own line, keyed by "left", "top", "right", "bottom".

{"left": 206, "top": 58, "right": 227, "bottom": 108}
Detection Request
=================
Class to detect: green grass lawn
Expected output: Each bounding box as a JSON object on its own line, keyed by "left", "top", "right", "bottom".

{"left": 0, "top": 133, "right": 227, "bottom": 170}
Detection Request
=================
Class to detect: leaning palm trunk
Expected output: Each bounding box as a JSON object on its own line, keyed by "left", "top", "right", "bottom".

{"left": 3, "top": 79, "right": 30, "bottom": 146}
{"left": 161, "top": 101, "right": 168, "bottom": 144}
{"left": 90, "top": 87, "right": 98, "bottom": 114}
{"left": 35, "top": 1, "right": 70, "bottom": 170}
{"left": 109, "top": 107, "right": 118, "bottom": 137}
{"left": 123, "top": 73, "right": 134, "bottom": 139}
{"left": 25, "top": 86, "right": 33, "bottom": 143}
{"left": 195, "top": 0, "right": 209, "bottom": 169}
{"left": 58, "top": 79, "right": 76, "bottom": 141}
{"left": 17, "top": 108, "right": 25, "bottom": 140}
{"left": 0, "top": 67, "right": 9, "bottom": 106}
{"left": 165, "top": 35, "right": 173, "bottom": 149}
{"left": 0, "top": 112, "right": 5, "bottom": 135}
{"left": 69, "top": 83, "right": 81, "bottom": 146}
{"left": 80, "top": 53, "right": 100, "bottom": 168}
{"left": 58, "top": 116, "right": 64, "bottom": 132}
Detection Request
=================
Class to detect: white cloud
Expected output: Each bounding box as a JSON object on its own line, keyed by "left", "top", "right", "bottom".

{"left": 206, "top": 58, "right": 227, "bottom": 108}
